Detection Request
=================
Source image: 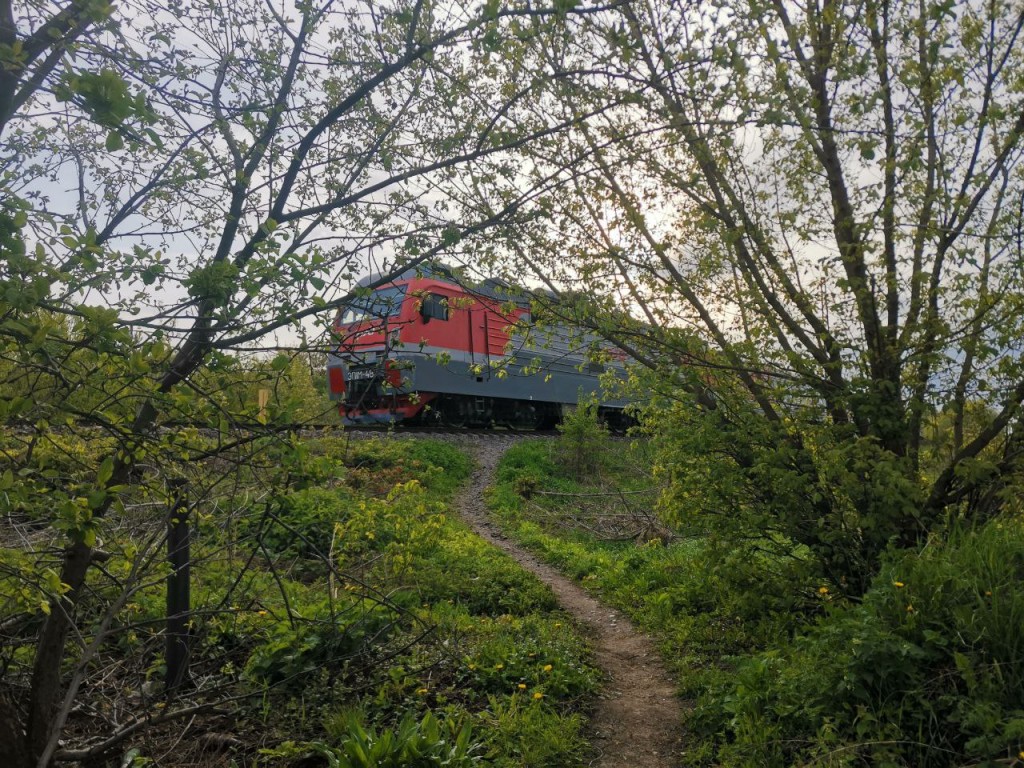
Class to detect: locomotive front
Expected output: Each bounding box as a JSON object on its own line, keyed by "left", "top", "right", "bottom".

{"left": 327, "top": 277, "right": 424, "bottom": 423}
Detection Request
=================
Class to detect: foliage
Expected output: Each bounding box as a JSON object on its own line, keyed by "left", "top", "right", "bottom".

{"left": 475, "top": 0, "right": 1024, "bottom": 604}
{"left": 7, "top": 0, "right": 1024, "bottom": 763}
{"left": 413, "top": 527, "right": 558, "bottom": 616}
{"left": 647, "top": 391, "right": 926, "bottom": 595}
{"left": 1, "top": 435, "right": 601, "bottom": 766}
{"left": 479, "top": 694, "right": 590, "bottom": 768}
{"left": 320, "top": 709, "right": 482, "bottom": 767}
{"left": 1, "top": 0, "right": 605, "bottom": 760}
{"left": 711, "top": 516, "right": 1024, "bottom": 768}
{"left": 243, "top": 601, "right": 395, "bottom": 688}
{"left": 555, "top": 393, "right": 610, "bottom": 481}
{"left": 491, "top": 436, "right": 1024, "bottom": 768}
{"left": 488, "top": 440, "right": 804, "bottom": 676}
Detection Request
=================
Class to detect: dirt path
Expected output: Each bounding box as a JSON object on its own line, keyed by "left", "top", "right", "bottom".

{"left": 452, "top": 436, "right": 685, "bottom": 768}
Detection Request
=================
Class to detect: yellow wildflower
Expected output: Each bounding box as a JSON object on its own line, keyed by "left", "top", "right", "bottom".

{"left": 416, "top": 687, "right": 428, "bottom": 695}
{"left": 543, "top": 664, "right": 553, "bottom": 673}
{"left": 257, "top": 610, "right": 268, "bottom": 616}
{"left": 494, "top": 663, "right": 504, "bottom": 670}
{"left": 533, "top": 692, "right": 544, "bottom": 700}
{"left": 906, "top": 604, "right": 914, "bottom": 612}
{"left": 818, "top": 586, "right": 829, "bottom": 595}
{"left": 517, "top": 683, "right": 527, "bottom": 690}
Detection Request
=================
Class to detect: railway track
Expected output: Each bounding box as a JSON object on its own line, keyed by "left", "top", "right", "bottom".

{"left": 301, "top": 423, "right": 560, "bottom": 437}
{"left": 2, "top": 419, "right": 564, "bottom": 440}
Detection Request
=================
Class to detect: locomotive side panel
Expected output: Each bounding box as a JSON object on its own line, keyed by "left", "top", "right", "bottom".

{"left": 328, "top": 268, "right": 631, "bottom": 425}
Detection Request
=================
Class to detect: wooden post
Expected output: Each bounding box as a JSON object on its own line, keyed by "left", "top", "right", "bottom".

{"left": 165, "top": 480, "right": 191, "bottom": 695}
{"left": 258, "top": 388, "right": 270, "bottom": 423}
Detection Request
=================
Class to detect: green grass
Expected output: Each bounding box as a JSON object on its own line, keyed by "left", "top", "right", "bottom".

{"left": 239, "top": 437, "right": 601, "bottom": 765}
{"left": 487, "top": 440, "right": 789, "bottom": 685}
{"left": 0, "top": 434, "right": 600, "bottom": 767}
{"left": 487, "top": 437, "right": 1024, "bottom": 767}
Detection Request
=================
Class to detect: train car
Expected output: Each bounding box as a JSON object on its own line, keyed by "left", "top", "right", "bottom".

{"left": 326, "top": 264, "right": 630, "bottom": 428}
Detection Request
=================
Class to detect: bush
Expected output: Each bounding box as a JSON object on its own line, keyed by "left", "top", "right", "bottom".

{"left": 555, "top": 394, "right": 610, "bottom": 481}
{"left": 247, "top": 487, "right": 355, "bottom": 560}
{"left": 710, "top": 516, "right": 1024, "bottom": 767}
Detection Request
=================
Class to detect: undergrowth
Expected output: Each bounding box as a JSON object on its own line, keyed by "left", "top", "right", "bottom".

{"left": 488, "top": 438, "right": 1024, "bottom": 767}
{"left": 0, "top": 434, "right": 598, "bottom": 767}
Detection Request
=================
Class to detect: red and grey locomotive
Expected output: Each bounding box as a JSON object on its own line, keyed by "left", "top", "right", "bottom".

{"left": 326, "top": 264, "right": 629, "bottom": 428}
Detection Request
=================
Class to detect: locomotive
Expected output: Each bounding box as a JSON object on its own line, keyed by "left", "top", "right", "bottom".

{"left": 326, "top": 264, "right": 630, "bottom": 428}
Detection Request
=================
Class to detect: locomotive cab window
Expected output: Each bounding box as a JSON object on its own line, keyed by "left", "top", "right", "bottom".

{"left": 420, "top": 293, "right": 449, "bottom": 322}
{"left": 339, "top": 286, "right": 406, "bottom": 325}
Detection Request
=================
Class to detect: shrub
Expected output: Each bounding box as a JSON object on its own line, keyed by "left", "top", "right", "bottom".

{"left": 710, "top": 516, "right": 1024, "bottom": 767}
{"left": 247, "top": 487, "right": 354, "bottom": 560}
{"left": 556, "top": 394, "right": 610, "bottom": 481}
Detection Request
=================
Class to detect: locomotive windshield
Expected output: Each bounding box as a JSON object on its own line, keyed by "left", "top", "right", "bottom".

{"left": 339, "top": 286, "right": 407, "bottom": 325}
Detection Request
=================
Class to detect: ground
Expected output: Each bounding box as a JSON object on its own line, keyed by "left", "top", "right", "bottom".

{"left": 453, "top": 435, "right": 686, "bottom": 768}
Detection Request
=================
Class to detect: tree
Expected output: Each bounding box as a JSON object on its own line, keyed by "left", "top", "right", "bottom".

{"left": 0, "top": 0, "right": 618, "bottom": 763}
{"left": 0, "top": 0, "right": 120, "bottom": 136}
{"left": 481, "top": 0, "right": 1024, "bottom": 591}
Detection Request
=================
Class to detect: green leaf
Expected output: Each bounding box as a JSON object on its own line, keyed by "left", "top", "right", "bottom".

{"left": 105, "top": 131, "right": 124, "bottom": 151}
{"left": 440, "top": 225, "right": 462, "bottom": 247}
{"left": 97, "top": 456, "right": 115, "bottom": 485}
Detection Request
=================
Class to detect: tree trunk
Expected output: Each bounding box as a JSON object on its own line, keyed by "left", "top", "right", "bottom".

{"left": 165, "top": 487, "right": 192, "bottom": 695}
{"left": 25, "top": 539, "right": 93, "bottom": 766}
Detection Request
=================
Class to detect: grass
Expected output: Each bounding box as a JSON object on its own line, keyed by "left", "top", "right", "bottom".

{"left": 0, "top": 433, "right": 601, "bottom": 766}
{"left": 486, "top": 436, "right": 1024, "bottom": 767}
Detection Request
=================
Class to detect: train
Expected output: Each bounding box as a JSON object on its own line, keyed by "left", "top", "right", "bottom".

{"left": 326, "top": 264, "right": 631, "bottom": 429}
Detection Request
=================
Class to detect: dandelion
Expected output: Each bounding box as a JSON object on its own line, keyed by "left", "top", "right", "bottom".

{"left": 494, "top": 663, "right": 504, "bottom": 670}
{"left": 818, "top": 586, "right": 829, "bottom": 595}
{"left": 468, "top": 664, "right": 476, "bottom": 671}
{"left": 985, "top": 591, "right": 992, "bottom": 597}
{"left": 533, "top": 692, "right": 544, "bottom": 700}
{"left": 256, "top": 610, "right": 268, "bottom": 617}
{"left": 554, "top": 622, "right": 562, "bottom": 628}
{"left": 893, "top": 581, "right": 905, "bottom": 588}
{"left": 906, "top": 604, "right": 914, "bottom": 612}
{"left": 416, "top": 687, "right": 428, "bottom": 695}
{"left": 543, "top": 664, "right": 553, "bottom": 673}
{"left": 518, "top": 683, "right": 527, "bottom": 690}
